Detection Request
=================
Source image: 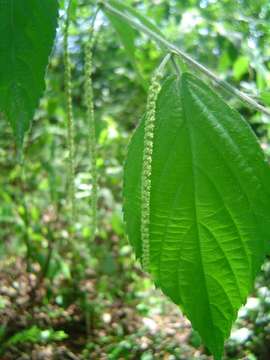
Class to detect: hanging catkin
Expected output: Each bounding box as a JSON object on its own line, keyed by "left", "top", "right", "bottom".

{"left": 84, "top": 31, "right": 98, "bottom": 239}
{"left": 141, "top": 71, "right": 162, "bottom": 272}
{"left": 64, "top": 1, "right": 76, "bottom": 219}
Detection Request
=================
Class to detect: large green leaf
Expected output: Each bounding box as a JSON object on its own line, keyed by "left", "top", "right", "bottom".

{"left": 0, "top": 0, "right": 59, "bottom": 146}
{"left": 123, "top": 73, "right": 270, "bottom": 359}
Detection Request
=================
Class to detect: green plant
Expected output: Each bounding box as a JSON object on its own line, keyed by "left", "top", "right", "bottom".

{"left": 2, "top": 326, "right": 68, "bottom": 349}
{"left": 1, "top": 1, "right": 270, "bottom": 359}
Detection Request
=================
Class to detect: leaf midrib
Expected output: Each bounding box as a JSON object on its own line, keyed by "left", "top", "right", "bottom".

{"left": 180, "top": 79, "right": 215, "bottom": 332}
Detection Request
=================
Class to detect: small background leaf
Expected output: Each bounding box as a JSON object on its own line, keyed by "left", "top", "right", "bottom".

{"left": 105, "top": 0, "right": 166, "bottom": 88}
{"left": 106, "top": 9, "right": 137, "bottom": 69}
{"left": 233, "top": 56, "right": 249, "bottom": 80}
{"left": 107, "top": 0, "right": 164, "bottom": 38}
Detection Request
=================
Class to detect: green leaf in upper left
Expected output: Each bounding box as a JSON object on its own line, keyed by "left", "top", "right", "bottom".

{"left": 0, "top": 0, "right": 59, "bottom": 146}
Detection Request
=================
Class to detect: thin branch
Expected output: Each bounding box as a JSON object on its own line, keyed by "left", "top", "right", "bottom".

{"left": 64, "top": 0, "right": 76, "bottom": 219}
{"left": 102, "top": 1, "right": 270, "bottom": 117}
{"left": 89, "top": 5, "right": 101, "bottom": 32}
{"left": 84, "top": 27, "right": 98, "bottom": 240}
{"left": 170, "top": 55, "right": 181, "bottom": 76}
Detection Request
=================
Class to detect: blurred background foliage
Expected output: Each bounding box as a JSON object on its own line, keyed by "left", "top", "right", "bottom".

{"left": 0, "top": 0, "right": 270, "bottom": 359}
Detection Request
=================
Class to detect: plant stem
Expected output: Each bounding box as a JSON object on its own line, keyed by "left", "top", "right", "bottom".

{"left": 64, "top": 0, "right": 76, "bottom": 220}
{"left": 84, "top": 12, "right": 99, "bottom": 241}
{"left": 39, "top": 228, "right": 55, "bottom": 283}
{"left": 22, "top": 200, "right": 31, "bottom": 272}
{"left": 30, "top": 227, "right": 55, "bottom": 303}
{"left": 102, "top": 1, "right": 270, "bottom": 117}
{"left": 19, "top": 160, "right": 32, "bottom": 272}
{"left": 170, "top": 55, "right": 181, "bottom": 76}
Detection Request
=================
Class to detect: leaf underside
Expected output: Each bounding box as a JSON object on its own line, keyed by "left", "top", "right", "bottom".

{"left": 123, "top": 73, "right": 270, "bottom": 359}
{"left": 0, "top": 0, "right": 59, "bottom": 146}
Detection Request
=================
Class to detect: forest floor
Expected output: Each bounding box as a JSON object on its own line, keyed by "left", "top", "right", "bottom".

{"left": 0, "top": 255, "right": 270, "bottom": 360}
{"left": 0, "top": 257, "right": 210, "bottom": 360}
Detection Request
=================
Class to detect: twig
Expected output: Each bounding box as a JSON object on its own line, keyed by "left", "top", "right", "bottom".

{"left": 102, "top": 1, "right": 270, "bottom": 117}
